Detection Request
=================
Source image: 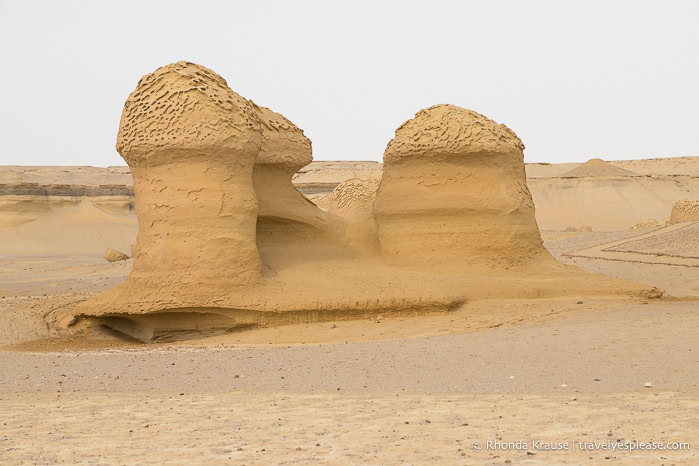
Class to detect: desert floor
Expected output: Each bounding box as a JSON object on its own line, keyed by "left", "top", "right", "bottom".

{"left": 1, "top": 228, "right": 697, "bottom": 464}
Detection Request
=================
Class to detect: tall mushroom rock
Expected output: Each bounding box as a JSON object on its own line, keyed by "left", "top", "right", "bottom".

{"left": 373, "top": 104, "right": 547, "bottom": 266}
{"left": 115, "top": 61, "right": 263, "bottom": 301}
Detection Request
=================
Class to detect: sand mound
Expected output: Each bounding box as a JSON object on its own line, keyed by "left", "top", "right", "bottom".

{"left": 373, "top": 104, "right": 549, "bottom": 266}
{"left": 559, "top": 158, "right": 637, "bottom": 178}
{"left": 670, "top": 199, "right": 699, "bottom": 223}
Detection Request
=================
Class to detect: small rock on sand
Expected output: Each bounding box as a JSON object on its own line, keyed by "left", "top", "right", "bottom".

{"left": 104, "top": 247, "right": 129, "bottom": 263}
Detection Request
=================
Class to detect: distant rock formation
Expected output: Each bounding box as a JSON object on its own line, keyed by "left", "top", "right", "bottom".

{"left": 373, "top": 104, "right": 549, "bottom": 266}
{"left": 322, "top": 176, "right": 381, "bottom": 221}
{"left": 629, "top": 219, "right": 664, "bottom": 230}
{"left": 670, "top": 199, "right": 699, "bottom": 223}
{"left": 559, "top": 158, "right": 637, "bottom": 178}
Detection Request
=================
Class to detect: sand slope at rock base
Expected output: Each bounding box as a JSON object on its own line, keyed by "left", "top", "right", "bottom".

{"left": 45, "top": 256, "right": 655, "bottom": 343}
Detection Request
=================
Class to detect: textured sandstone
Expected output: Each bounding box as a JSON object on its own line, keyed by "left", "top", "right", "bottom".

{"left": 324, "top": 176, "right": 381, "bottom": 221}
{"left": 670, "top": 199, "right": 699, "bottom": 223}
{"left": 374, "top": 104, "right": 547, "bottom": 265}
{"left": 79, "top": 62, "right": 264, "bottom": 315}
{"left": 251, "top": 103, "right": 352, "bottom": 265}
{"left": 252, "top": 103, "right": 312, "bottom": 170}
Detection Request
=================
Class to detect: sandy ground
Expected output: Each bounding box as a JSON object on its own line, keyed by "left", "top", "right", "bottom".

{"left": 1, "top": 206, "right": 699, "bottom": 463}
{"left": 1, "top": 300, "right": 697, "bottom": 464}
{"left": 542, "top": 229, "right": 699, "bottom": 297}
{"left": 2, "top": 392, "right": 695, "bottom": 464}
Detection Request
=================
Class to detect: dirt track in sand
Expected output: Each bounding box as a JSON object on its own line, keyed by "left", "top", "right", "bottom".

{"left": 563, "top": 222, "right": 699, "bottom": 267}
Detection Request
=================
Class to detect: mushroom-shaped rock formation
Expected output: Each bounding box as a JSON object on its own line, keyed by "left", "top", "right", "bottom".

{"left": 325, "top": 176, "right": 381, "bottom": 221}
{"left": 49, "top": 73, "right": 657, "bottom": 341}
{"left": 83, "top": 62, "right": 264, "bottom": 313}
{"left": 373, "top": 104, "right": 548, "bottom": 266}
{"left": 670, "top": 199, "right": 699, "bottom": 223}
{"left": 251, "top": 103, "right": 355, "bottom": 267}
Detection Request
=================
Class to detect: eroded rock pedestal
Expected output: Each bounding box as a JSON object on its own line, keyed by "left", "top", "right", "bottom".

{"left": 115, "top": 62, "right": 263, "bottom": 301}
{"left": 374, "top": 105, "right": 548, "bottom": 266}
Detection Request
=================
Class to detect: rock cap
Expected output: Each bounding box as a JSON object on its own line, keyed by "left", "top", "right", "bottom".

{"left": 384, "top": 104, "right": 524, "bottom": 163}
{"left": 116, "top": 61, "right": 261, "bottom": 163}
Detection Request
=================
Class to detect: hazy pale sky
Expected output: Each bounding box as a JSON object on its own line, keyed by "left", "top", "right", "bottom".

{"left": 0, "top": 0, "right": 697, "bottom": 166}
